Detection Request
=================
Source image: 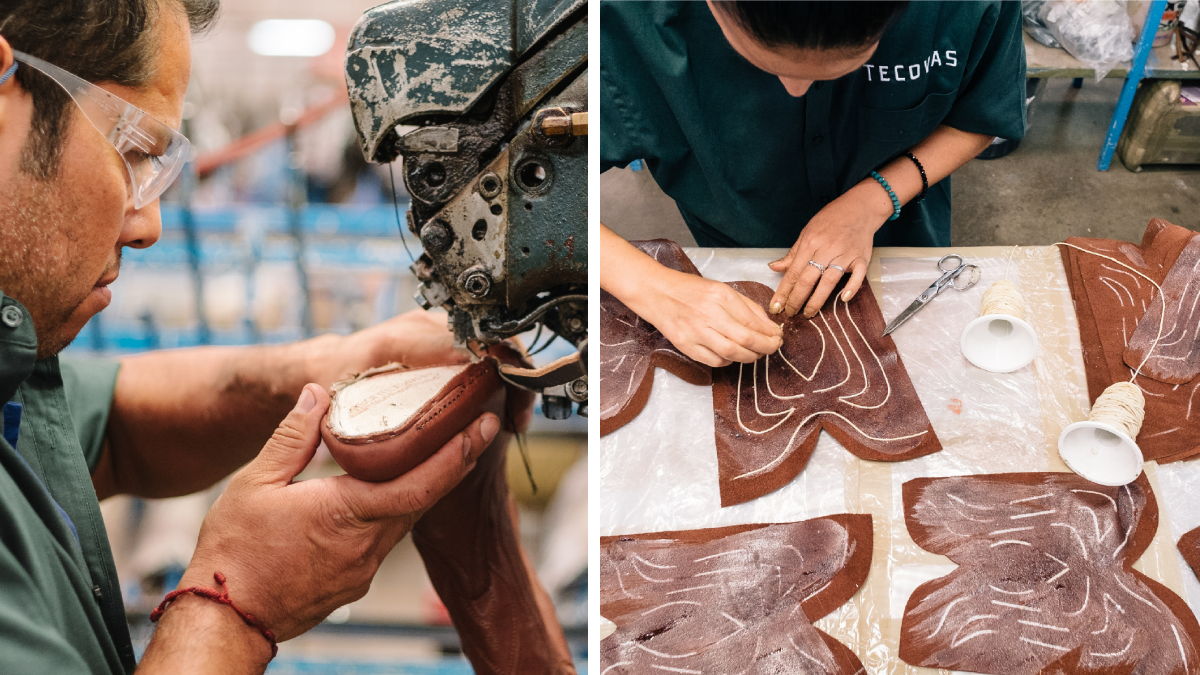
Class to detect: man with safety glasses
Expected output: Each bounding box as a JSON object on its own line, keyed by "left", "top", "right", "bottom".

{"left": 0, "top": 2, "right": 517, "bottom": 673}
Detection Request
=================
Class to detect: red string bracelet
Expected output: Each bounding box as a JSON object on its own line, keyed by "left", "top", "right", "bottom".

{"left": 149, "top": 571, "right": 278, "bottom": 658}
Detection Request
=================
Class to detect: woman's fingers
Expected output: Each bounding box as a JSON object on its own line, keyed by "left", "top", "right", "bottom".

{"left": 678, "top": 317, "right": 773, "bottom": 366}
{"left": 702, "top": 330, "right": 762, "bottom": 364}
{"left": 734, "top": 291, "right": 782, "bottom": 338}
{"left": 767, "top": 244, "right": 798, "bottom": 274}
{"left": 772, "top": 253, "right": 821, "bottom": 317}
{"left": 683, "top": 343, "right": 732, "bottom": 368}
{"left": 634, "top": 273, "right": 786, "bottom": 368}
{"left": 781, "top": 259, "right": 824, "bottom": 317}
{"left": 768, "top": 243, "right": 811, "bottom": 314}
{"left": 840, "top": 257, "right": 869, "bottom": 303}
{"left": 723, "top": 292, "right": 782, "bottom": 346}
{"left": 715, "top": 313, "right": 782, "bottom": 358}
{"left": 802, "top": 263, "right": 848, "bottom": 318}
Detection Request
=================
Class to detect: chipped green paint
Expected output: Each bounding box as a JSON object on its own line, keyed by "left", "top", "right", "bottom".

{"left": 346, "top": 0, "right": 584, "bottom": 163}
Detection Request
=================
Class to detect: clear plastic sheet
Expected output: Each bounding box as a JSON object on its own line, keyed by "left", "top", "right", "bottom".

{"left": 599, "top": 245, "right": 1200, "bottom": 672}
{"left": 1040, "top": 0, "right": 1135, "bottom": 81}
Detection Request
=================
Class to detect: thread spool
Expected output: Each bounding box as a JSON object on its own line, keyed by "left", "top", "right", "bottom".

{"left": 1058, "top": 381, "right": 1146, "bottom": 486}
{"left": 960, "top": 279, "right": 1039, "bottom": 373}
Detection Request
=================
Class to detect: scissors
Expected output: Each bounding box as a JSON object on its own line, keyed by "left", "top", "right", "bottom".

{"left": 882, "top": 254, "right": 981, "bottom": 337}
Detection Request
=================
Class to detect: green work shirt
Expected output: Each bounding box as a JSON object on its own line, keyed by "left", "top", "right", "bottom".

{"left": 0, "top": 291, "right": 134, "bottom": 674}
{"left": 600, "top": 0, "right": 1027, "bottom": 248}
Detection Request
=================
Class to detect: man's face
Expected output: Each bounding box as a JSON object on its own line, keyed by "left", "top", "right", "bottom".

{"left": 708, "top": 1, "right": 878, "bottom": 97}
{"left": 0, "top": 4, "right": 191, "bottom": 359}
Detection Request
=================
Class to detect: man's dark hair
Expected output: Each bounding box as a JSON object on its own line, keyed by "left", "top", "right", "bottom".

{"left": 712, "top": 1, "right": 909, "bottom": 51}
{"left": 0, "top": 0, "right": 219, "bottom": 180}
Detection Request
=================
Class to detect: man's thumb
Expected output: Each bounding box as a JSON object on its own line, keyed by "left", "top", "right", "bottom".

{"left": 253, "top": 384, "right": 330, "bottom": 483}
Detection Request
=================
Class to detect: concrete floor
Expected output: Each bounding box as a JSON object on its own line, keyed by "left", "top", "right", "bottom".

{"left": 601, "top": 77, "right": 1200, "bottom": 245}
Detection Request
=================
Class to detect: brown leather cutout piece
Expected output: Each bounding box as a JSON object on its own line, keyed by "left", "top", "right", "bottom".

{"left": 600, "top": 239, "right": 712, "bottom": 436}
{"left": 1060, "top": 219, "right": 1200, "bottom": 463}
{"left": 1178, "top": 526, "right": 1200, "bottom": 583}
{"left": 413, "top": 427, "right": 577, "bottom": 674}
{"left": 1124, "top": 233, "right": 1200, "bottom": 385}
{"left": 600, "top": 515, "right": 873, "bottom": 674}
{"left": 713, "top": 279, "right": 941, "bottom": 507}
{"left": 900, "top": 472, "right": 1200, "bottom": 674}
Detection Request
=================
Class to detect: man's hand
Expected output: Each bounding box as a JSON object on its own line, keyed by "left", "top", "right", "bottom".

{"left": 768, "top": 181, "right": 888, "bottom": 319}
{"left": 168, "top": 384, "right": 500, "bottom": 642}
{"left": 306, "top": 309, "right": 469, "bottom": 386}
{"left": 303, "top": 309, "right": 535, "bottom": 431}
{"left": 101, "top": 307, "right": 531, "bottom": 501}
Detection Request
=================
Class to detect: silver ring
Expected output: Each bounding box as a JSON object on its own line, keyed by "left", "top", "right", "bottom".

{"left": 829, "top": 264, "right": 846, "bottom": 274}
{"left": 807, "top": 260, "right": 826, "bottom": 273}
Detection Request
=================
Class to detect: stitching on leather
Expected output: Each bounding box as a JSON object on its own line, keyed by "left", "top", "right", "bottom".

{"left": 415, "top": 365, "right": 491, "bottom": 431}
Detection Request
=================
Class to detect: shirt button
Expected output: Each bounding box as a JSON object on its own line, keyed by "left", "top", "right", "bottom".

{"left": 811, "top": 134, "right": 825, "bottom": 147}
{"left": 821, "top": 194, "right": 833, "bottom": 204}
{"left": 1, "top": 306, "right": 22, "bottom": 328}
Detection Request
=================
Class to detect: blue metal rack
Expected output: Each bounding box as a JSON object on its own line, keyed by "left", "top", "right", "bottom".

{"left": 1098, "top": 0, "right": 1168, "bottom": 170}
{"left": 1025, "top": 1, "right": 1194, "bottom": 170}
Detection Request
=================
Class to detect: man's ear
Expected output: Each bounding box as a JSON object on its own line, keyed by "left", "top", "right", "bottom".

{"left": 0, "top": 36, "right": 22, "bottom": 185}
{"left": 0, "top": 36, "right": 19, "bottom": 144}
{"left": 0, "top": 36, "right": 15, "bottom": 94}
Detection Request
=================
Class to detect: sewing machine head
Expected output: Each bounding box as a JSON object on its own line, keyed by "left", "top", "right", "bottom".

{"left": 345, "top": 0, "right": 588, "bottom": 419}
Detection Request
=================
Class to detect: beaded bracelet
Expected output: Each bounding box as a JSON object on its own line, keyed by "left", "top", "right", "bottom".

{"left": 870, "top": 171, "right": 901, "bottom": 221}
{"left": 902, "top": 151, "right": 928, "bottom": 203}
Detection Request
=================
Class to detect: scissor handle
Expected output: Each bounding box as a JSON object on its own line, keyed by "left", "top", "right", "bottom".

{"left": 938, "top": 254, "right": 965, "bottom": 273}
{"left": 950, "top": 264, "right": 981, "bottom": 291}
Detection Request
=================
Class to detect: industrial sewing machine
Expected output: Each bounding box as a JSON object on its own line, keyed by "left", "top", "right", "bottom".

{"left": 345, "top": 0, "right": 587, "bottom": 420}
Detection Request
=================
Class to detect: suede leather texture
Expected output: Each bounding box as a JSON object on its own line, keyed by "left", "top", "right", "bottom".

{"left": 1061, "top": 219, "right": 1200, "bottom": 463}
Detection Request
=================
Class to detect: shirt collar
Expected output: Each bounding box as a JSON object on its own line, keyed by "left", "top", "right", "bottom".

{"left": 0, "top": 291, "right": 38, "bottom": 404}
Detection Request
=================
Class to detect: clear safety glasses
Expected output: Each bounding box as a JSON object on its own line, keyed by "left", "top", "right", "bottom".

{"left": 12, "top": 50, "right": 190, "bottom": 209}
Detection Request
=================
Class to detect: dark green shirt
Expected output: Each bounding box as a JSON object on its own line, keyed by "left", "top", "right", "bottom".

{"left": 0, "top": 292, "right": 133, "bottom": 674}
{"left": 600, "top": 0, "right": 1027, "bottom": 248}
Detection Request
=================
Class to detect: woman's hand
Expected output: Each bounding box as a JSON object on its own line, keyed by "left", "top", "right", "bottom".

{"left": 768, "top": 180, "right": 892, "bottom": 317}
{"left": 627, "top": 268, "right": 783, "bottom": 367}
{"left": 600, "top": 224, "right": 781, "bottom": 367}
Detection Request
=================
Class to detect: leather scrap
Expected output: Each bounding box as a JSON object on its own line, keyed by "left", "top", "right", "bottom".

{"left": 599, "top": 239, "right": 712, "bottom": 436}
{"left": 1060, "top": 219, "right": 1200, "bottom": 463}
{"left": 600, "top": 515, "right": 872, "bottom": 674}
{"left": 713, "top": 279, "right": 940, "bottom": 507}
{"left": 900, "top": 471, "right": 1200, "bottom": 674}
{"left": 1123, "top": 232, "right": 1200, "bottom": 385}
{"left": 412, "top": 344, "right": 577, "bottom": 674}
{"left": 1178, "top": 526, "right": 1200, "bottom": 583}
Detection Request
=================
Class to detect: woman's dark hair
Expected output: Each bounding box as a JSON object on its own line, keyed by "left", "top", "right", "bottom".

{"left": 0, "top": 0, "right": 220, "bottom": 180}
{"left": 712, "top": 1, "right": 909, "bottom": 51}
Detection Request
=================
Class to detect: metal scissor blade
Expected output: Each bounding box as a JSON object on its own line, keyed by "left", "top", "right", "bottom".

{"left": 882, "top": 297, "right": 927, "bottom": 337}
